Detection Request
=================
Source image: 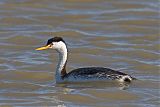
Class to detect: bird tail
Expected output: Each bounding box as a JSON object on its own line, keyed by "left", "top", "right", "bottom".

{"left": 131, "top": 77, "right": 137, "bottom": 80}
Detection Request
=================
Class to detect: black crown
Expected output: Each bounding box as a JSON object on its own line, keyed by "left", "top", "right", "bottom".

{"left": 46, "top": 37, "right": 65, "bottom": 45}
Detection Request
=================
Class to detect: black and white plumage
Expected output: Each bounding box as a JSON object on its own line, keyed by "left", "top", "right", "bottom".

{"left": 36, "top": 37, "right": 136, "bottom": 83}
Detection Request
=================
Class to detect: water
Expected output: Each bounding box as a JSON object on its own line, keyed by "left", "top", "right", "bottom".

{"left": 0, "top": 0, "right": 159, "bottom": 106}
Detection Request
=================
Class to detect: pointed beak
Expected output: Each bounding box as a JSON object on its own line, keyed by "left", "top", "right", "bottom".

{"left": 35, "top": 45, "right": 50, "bottom": 51}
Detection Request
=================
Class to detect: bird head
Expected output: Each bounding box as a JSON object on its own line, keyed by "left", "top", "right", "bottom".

{"left": 36, "top": 37, "right": 67, "bottom": 52}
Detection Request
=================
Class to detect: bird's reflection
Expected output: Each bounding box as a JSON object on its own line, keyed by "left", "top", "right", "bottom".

{"left": 55, "top": 81, "right": 132, "bottom": 94}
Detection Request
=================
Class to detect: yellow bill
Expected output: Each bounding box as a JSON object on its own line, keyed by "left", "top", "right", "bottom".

{"left": 35, "top": 45, "right": 50, "bottom": 50}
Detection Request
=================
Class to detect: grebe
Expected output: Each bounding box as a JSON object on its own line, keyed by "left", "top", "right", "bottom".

{"left": 36, "top": 37, "right": 136, "bottom": 83}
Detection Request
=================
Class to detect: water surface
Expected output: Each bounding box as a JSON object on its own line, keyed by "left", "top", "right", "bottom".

{"left": 0, "top": 0, "right": 159, "bottom": 106}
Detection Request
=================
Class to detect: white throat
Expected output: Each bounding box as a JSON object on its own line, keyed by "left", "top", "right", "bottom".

{"left": 55, "top": 42, "right": 68, "bottom": 82}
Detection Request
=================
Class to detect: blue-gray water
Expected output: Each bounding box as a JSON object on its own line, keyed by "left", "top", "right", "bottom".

{"left": 0, "top": 0, "right": 159, "bottom": 106}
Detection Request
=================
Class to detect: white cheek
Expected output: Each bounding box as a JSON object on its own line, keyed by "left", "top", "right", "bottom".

{"left": 51, "top": 42, "right": 66, "bottom": 51}
{"left": 56, "top": 43, "right": 61, "bottom": 49}
{"left": 52, "top": 43, "right": 61, "bottom": 50}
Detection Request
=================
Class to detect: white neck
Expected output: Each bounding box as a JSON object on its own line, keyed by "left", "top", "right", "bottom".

{"left": 55, "top": 42, "right": 68, "bottom": 82}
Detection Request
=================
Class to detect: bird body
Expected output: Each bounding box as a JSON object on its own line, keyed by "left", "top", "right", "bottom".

{"left": 63, "top": 67, "right": 133, "bottom": 83}
{"left": 36, "top": 37, "right": 135, "bottom": 83}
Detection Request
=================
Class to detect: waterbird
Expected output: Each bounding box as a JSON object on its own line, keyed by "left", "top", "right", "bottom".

{"left": 36, "top": 37, "right": 136, "bottom": 83}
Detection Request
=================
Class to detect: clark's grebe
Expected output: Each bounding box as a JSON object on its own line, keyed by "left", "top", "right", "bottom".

{"left": 36, "top": 37, "right": 136, "bottom": 83}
